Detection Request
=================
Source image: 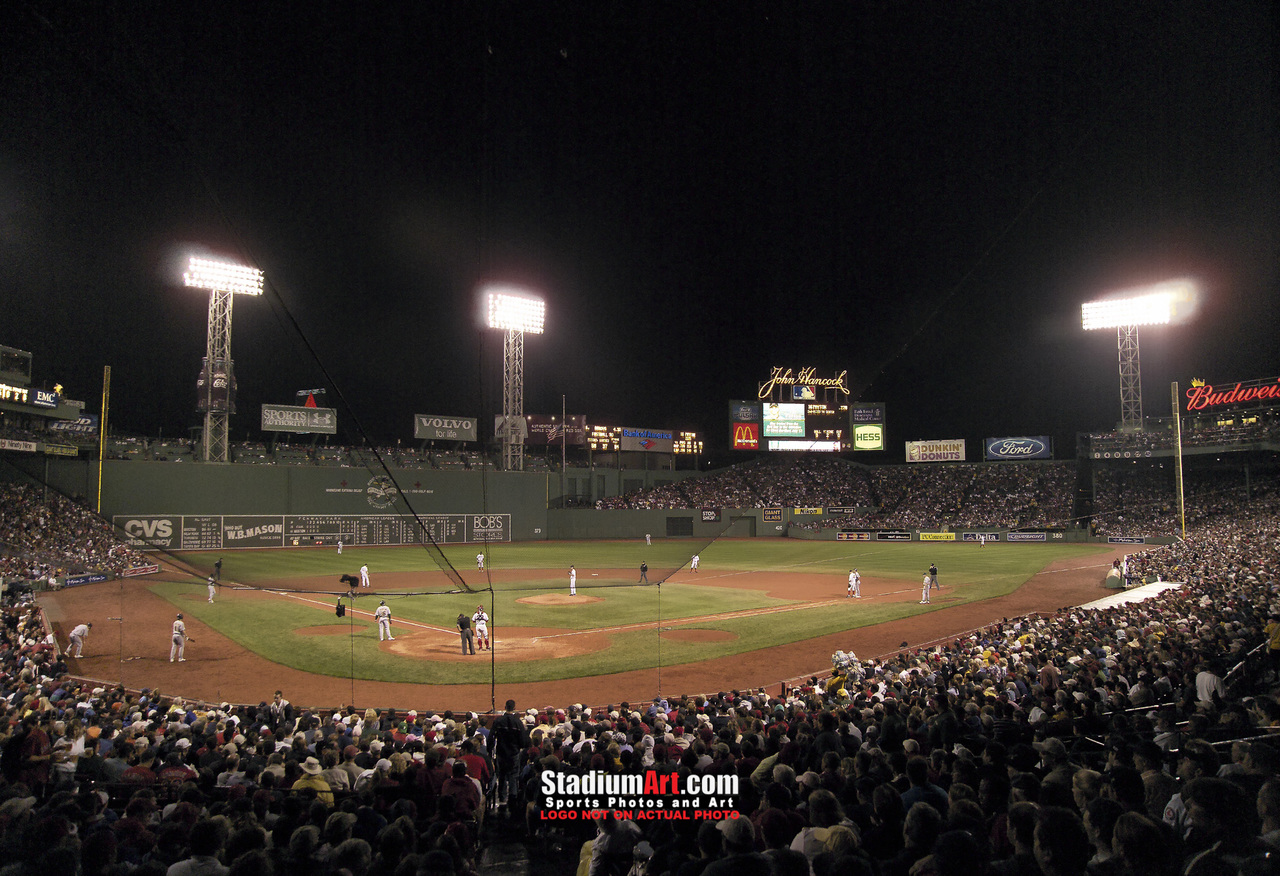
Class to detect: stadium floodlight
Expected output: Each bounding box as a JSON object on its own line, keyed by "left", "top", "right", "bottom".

{"left": 184, "top": 255, "right": 265, "bottom": 463}
{"left": 485, "top": 287, "right": 545, "bottom": 472}
{"left": 1082, "top": 279, "right": 1198, "bottom": 432}
{"left": 486, "top": 289, "right": 546, "bottom": 334}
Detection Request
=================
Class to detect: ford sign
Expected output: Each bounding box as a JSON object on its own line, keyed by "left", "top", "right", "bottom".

{"left": 984, "top": 436, "right": 1053, "bottom": 461}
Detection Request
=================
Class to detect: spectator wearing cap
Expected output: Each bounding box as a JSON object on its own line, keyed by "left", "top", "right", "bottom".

{"left": 290, "top": 756, "right": 333, "bottom": 806}
{"left": 706, "top": 815, "right": 767, "bottom": 876}
{"left": 441, "top": 760, "right": 481, "bottom": 822}
{"left": 1033, "top": 737, "right": 1072, "bottom": 787}
{"left": 587, "top": 809, "right": 645, "bottom": 876}
{"left": 1163, "top": 739, "right": 1218, "bottom": 839}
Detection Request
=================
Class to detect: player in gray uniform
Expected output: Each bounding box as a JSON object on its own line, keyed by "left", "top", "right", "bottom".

{"left": 69, "top": 622, "right": 91, "bottom": 657}
{"left": 170, "top": 614, "right": 189, "bottom": 662}
{"left": 375, "top": 600, "right": 394, "bottom": 641}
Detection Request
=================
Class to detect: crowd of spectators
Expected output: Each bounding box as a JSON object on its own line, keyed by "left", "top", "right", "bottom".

{"left": 600, "top": 458, "right": 1078, "bottom": 532}
{"left": 1084, "top": 415, "right": 1280, "bottom": 458}
{"left": 0, "top": 483, "right": 151, "bottom": 583}
{"left": 0, "top": 470, "right": 1279, "bottom": 873}
{"left": 1090, "top": 468, "right": 1280, "bottom": 537}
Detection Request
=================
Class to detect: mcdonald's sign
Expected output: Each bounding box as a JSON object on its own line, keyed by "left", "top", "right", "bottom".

{"left": 732, "top": 422, "right": 759, "bottom": 450}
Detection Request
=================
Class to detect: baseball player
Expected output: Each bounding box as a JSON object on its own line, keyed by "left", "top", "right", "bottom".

{"left": 473, "top": 605, "right": 489, "bottom": 650}
{"left": 645, "top": 533, "right": 651, "bottom": 546}
{"left": 337, "top": 540, "right": 343, "bottom": 555}
{"left": 170, "top": 613, "right": 189, "bottom": 662}
{"left": 848, "top": 569, "right": 861, "bottom": 598}
{"left": 920, "top": 572, "right": 933, "bottom": 604}
{"left": 69, "top": 622, "right": 91, "bottom": 657}
{"left": 374, "top": 600, "right": 393, "bottom": 641}
{"left": 476, "top": 552, "right": 485, "bottom": 571}
{"left": 691, "top": 554, "right": 700, "bottom": 573}
{"left": 359, "top": 564, "right": 370, "bottom": 588}
{"left": 207, "top": 576, "right": 217, "bottom": 603}
{"left": 569, "top": 565, "right": 577, "bottom": 596}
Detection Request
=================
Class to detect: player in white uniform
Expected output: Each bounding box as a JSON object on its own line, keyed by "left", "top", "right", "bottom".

{"left": 207, "top": 576, "right": 217, "bottom": 603}
{"left": 848, "top": 569, "right": 861, "bottom": 598}
{"left": 170, "top": 614, "right": 188, "bottom": 662}
{"left": 337, "top": 540, "right": 343, "bottom": 554}
{"left": 69, "top": 622, "right": 91, "bottom": 657}
{"left": 476, "top": 553, "right": 485, "bottom": 571}
{"left": 920, "top": 573, "right": 932, "bottom": 604}
{"left": 359, "top": 564, "right": 370, "bottom": 588}
{"left": 691, "top": 554, "right": 700, "bottom": 573}
{"left": 569, "top": 565, "right": 577, "bottom": 596}
{"left": 374, "top": 601, "right": 393, "bottom": 641}
{"left": 645, "top": 533, "right": 651, "bottom": 546}
{"left": 472, "top": 605, "right": 489, "bottom": 650}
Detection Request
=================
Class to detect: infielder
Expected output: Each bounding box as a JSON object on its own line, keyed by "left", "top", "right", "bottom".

{"left": 920, "top": 572, "right": 933, "bottom": 604}
{"left": 207, "top": 576, "right": 217, "bottom": 603}
{"left": 848, "top": 569, "right": 861, "bottom": 598}
{"left": 569, "top": 565, "right": 577, "bottom": 596}
{"left": 69, "top": 622, "right": 91, "bottom": 658}
{"left": 359, "top": 564, "right": 370, "bottom": 588}
{"left": 476, "top": 553, "right": 485, "bottom": 571}
{"left": 473, "top": 605, "right": 489, "bottom": 650}
{"left": 691, "top": 554, "right": 700, "bottom": 573}
{"left": 374, "top": 600, "right": 394, "bottom": 641}
{"left": 170, "top": 613, "right": 189, "bottom": 662}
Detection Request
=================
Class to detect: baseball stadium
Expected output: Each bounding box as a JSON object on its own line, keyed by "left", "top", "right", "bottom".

{"left": 3, "top": 5, "right": 1279, "bottom": 875}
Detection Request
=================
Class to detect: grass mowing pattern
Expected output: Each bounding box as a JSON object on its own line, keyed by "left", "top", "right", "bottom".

{"left": 161, "top": 540, "right": 1113, "bottom": 684}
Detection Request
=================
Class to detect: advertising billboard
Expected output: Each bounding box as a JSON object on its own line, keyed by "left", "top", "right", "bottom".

{"left": 1183, "top": 376, "right": 1280, "bottom": 411}
{"left": 414, "top": 414, "right": 478, "bottom": 442}
{"left": 984, "top": 436, "right": 1053, "bottom": 461}
{"left": 851, "top": 403, "right": 885, "bottom": 451}
{"left": 524, "top": 414, "right": 587, "bottom": 446}
{"left": 906, "top": 439, "right": 965, "bottom": 463}
{"left": 620, "top": 427, "right": 673, "bottom": 453}
{"left": 48, "top": 415, "right": 99, "bottom": 437}
{"left": 261, "top": 404, "right": 338, "bottom": 434}
{"left": 729, "top": 400, "right": 762, "bottom": 423}
{"left": 196, "top": 357, "right": 236, "bottom": 414}
{"left": 763, "top": 403, "right": 806, "bottom": 437}
{"left": 732, "top": 422, "right": 759, "bottom": 450}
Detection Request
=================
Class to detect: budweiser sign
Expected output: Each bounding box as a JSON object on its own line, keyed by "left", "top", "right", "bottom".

{"left": 1184, "top": 377, "right": 1280, "bottom": 411}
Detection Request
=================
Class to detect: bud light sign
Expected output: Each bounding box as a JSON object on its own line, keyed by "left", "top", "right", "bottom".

{"left": 984, "top": 437, "right": 1052, "bottom": 461}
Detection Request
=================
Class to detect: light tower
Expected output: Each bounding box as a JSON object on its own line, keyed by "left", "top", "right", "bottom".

{"left": 184, "top": 256, "right": 264, "bottom": 462}
{"left": 1081, "top": 279, "right": 1196, "bottom": 431}
{"left": 486, "top": 287, "right": 545, "bottom": 471}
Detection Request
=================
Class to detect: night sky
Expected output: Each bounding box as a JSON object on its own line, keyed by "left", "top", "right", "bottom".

{"left": 2, "top": 3, "right": 1275, "bottom": 464}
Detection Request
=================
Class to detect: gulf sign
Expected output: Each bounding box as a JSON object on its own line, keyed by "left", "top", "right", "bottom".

{"left": 732, "top": 422, "right": 759, "bottom": 450}
{"left": 906, "top": 439, "right": 965, "bottom": 463}
{"left": 984, "top": 436, "right": 1053, "bottom": 461}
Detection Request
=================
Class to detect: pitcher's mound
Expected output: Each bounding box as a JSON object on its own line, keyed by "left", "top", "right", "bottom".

{"left": 517, "top": 594, "right": 603, "bottom": 606}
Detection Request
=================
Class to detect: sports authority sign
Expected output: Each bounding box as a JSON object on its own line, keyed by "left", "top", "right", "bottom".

{"left": 261, "top": 404, "right": 338, "bottom": 434}
{"left": 906, "top": 439, "right": 965, "bottom": 463}
{"left": 413, "top": 414, "right": 477, "bottom": 442}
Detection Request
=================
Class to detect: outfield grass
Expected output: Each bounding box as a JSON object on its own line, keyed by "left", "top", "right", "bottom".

{"left": 159, "top": 539, "right": 1112, "bottom": 684}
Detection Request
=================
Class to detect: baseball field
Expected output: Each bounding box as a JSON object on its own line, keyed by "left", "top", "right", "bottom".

{"left": 42, "top": 537, "right": 1123, "bottom": 711}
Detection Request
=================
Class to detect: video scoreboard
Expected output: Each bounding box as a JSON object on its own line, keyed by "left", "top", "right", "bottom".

{"left": 729, "top": 399, "right": 885, "bottom": 452}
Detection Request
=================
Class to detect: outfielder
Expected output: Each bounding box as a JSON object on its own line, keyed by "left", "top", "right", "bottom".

{"left": 359, "top": 564, "right": 370, "bottom": 588}
{"left": 337, "top": 540, "right": 343, "bottom": 554}
{"left": 476, "top": 552, "right": 485, "bottom": 571}
{"left": 920, "top": 572, "right": 933, "bottom": 604}
{"left": 569, "top": 565, "right": 577, "bottom": 596}
{"left": 374, "top": 600, "right": 394, "bottom": 641}
{"left": 170, "top": 613, "right": 188, "bottom": 662}
{"left": 691, "top": 554, "right": 700, "bottom": 573}
{"left": 848, "top": 569, "right": 861, "bottom": 598}
{"left": 473, "top": 605, "right": 489, "bottom": 650}
{"left": 69, "top": 622, "right": 91, "bottom": 658}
